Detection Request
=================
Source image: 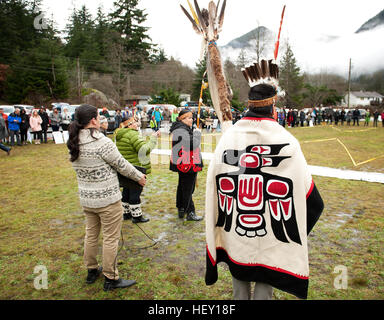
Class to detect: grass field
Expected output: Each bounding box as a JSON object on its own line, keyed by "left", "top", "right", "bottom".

{"left": 0, "top": 124, "right": 383, "bottom": 300}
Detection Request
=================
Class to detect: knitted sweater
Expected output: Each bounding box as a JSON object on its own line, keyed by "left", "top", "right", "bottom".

{"left": 115, "top": 128, "right": 157, "bottom": 174}
{"left": 71, "top": 129, "right": 144, "bottom": 208}
{"left": 205, "top": 115, "right": 324, "bottom": 299}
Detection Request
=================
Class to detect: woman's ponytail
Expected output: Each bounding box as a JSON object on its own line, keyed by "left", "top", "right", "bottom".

{"left": 67, "top": 104, "right": 98, "bottom": 162}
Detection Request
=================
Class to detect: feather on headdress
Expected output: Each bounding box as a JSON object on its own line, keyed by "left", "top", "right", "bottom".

{"left": 241, "top": 59, "right": 280, "bottom": 89}
{"left": 241, "top": 5, "right": 287, "bottom": 99}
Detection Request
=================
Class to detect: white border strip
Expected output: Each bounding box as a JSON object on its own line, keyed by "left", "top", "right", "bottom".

{"left": 151, "top": 149, "right": 384, "bottom": 184}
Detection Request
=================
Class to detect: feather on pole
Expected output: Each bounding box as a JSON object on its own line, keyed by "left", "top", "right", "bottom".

{"left": 180, "top": 5, "right": 201, "bottom": 34}
{"left": 187, "top": 0, "right": 200, "bottom": 27}
{"left": 194, "top": 0, "right": 207, "bottom": 34}
{"left": 217, "top": 0, "right": 227, "bottom": 33}
{"left": 215, "top": 0, "right": 221, "bottom": 21}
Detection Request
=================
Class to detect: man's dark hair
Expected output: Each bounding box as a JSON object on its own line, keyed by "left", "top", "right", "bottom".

{"left": 248, "top": 84, "right": 277, "bottom": 116}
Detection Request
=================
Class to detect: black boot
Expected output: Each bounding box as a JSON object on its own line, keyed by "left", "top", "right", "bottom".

{"left": 86, "top": 266, "right": 103, "bottom": 284}
{"left": 103, "top": 277, "right": 136, "bottom": 291}
{"left": 132, "top": 215, "right": 150, "bottom": 223}
{"left": 178, "top": 208, "right": 185, "bottom": 219}
{"left": 131, "top": 204, "right": 149, "bottom": 223}
{"left": 186, "top": 211, "right": 203, "bottom": 221}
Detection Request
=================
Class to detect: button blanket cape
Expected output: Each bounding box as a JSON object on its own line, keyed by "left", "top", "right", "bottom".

{"left": 205, "top": 117, "right": 320, "bottom": 299}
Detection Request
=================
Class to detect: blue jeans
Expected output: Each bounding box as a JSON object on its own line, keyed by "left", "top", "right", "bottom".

{"left": 9, "top": 130, "right": 21, "bottom": 146}
{"left": 0, "top": 142, "right": 10, "bottom": 153}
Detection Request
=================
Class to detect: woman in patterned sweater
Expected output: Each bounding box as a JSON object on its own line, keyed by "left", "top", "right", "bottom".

{"left": 67, "top": 104, "right": 146, "bottom": 292}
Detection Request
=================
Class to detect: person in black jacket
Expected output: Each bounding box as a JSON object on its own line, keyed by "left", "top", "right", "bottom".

{"left": 19, "top": 109, "right": 30, "bottom": 145}
{"left": 299, "top": 110, "right": 305, "bottom": 127}
{"left": 38, "top": 107, "right": 50, "bottom": 143}
{"left": 352, "top": 108, "right": 360, "bottom": 126}
{"left": 340, "top": 108, "right": 346, "bottom": 126}
{"left": 169, "top": 109, "right": 203, "bottom": 221}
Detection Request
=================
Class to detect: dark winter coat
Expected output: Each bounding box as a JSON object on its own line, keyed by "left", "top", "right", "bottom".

{"left": 38, "top": 110, "right": 50, "bottom": 129}
{"left": 20, "top": 112, "right": 30, "bottom": 131}
{"left": 169, "top": 121, "right": 203, "bottom": 174}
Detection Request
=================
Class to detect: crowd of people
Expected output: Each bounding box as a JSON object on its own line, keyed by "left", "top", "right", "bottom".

{"left": 277, "top": 107, "right": 384, "bottom": 128}
{"left": 2, "top": 104, "right": 384, "bottom": 157}
{"left": 0, "top": 106, "right": 73, "bottom": 152}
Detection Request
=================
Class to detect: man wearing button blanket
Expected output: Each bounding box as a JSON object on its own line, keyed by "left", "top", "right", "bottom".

{"left": 204, "top": 61, "right": 324, "bottom": 300}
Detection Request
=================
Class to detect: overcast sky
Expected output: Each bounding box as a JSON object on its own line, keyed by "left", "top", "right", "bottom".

{"left": 41, "top": 0, "right": 384, "bottom": 75}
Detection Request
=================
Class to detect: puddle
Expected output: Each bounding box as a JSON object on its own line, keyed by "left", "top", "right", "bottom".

{"left": 50, "top": 219, "right": 64, "bottom": 226}
{"left": 154, "top": 232, "right": 168, "bottom": 243}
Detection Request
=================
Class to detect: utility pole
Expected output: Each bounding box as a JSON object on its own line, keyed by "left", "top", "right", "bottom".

{"left": 118, "top": 43, "right": 121, "bottom": 104}
{"left": 51, "top": 57, "right": 56, "bottom": 84}
{"left": 77, "top": 57, "right": 81, "bottom": 100}
{"left": 347, "top": 58, "right": 352, "bottom": 109}
{"left": 50, "top": 14, "right": 56, "bottom": 84}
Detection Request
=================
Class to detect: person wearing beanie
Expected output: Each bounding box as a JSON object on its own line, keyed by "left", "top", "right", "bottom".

{"left": 99, "top": 115, "right": 108, "bottom": 136}
{"left": 115, "top": 116, "right": 160, "bottom": 223}
{"left": 205, "top": 61, "right": 324, "bottom": 300}
{"left": 169, "top": 109, "right": 203, "bottom": 222}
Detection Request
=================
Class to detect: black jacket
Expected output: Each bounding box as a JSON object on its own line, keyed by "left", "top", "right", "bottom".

{"left": 20, "top": 112, "right": 30, "bottom": 130}
{"left": 38, "top": 111, "right": 49, "bottom": 128}
{"left": 169, "top": 121, "right": 203, "bottom": 174}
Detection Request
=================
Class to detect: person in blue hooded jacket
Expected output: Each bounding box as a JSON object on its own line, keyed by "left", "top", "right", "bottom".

{"left": 153, "top": 107, "right": 163, "bottom": 129}
{"left": 8, "top": 108, "right": 22, "bottom": 146}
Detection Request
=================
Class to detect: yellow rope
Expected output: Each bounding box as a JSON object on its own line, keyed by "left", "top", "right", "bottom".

{"left": 336, "top": 139, "right": 357, "bottom": 167}
{"left": 355, "top": 154, "right": 384, "bottom": 167}
{"left": 302, "top": 138, "right": 337, "bottom": 144}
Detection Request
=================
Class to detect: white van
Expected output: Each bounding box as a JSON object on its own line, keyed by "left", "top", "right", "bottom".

{"left": 0, "top": 105, "right": 15, "bottom": 116}
{"left": 14, "top": 104, "right": 34, "bottom": 115}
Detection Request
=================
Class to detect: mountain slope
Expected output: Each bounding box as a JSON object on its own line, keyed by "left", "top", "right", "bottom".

{"left": 224, "top": 26, "right": 273, "bottom": 49}
{"left": 356, "top": 9, "right": 384, "bottom": 33}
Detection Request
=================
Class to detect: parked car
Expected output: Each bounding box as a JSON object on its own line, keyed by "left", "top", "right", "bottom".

{"left": 51, "top": 102, "right": 71, "bottom": 113}
{"left": 14, "top": 104, "right": 34, "bottom": 115}
{"left": 0, "top": 105, "right": 15, "bottom": 116}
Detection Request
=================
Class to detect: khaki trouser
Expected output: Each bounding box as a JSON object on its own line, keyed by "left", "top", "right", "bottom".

{"left": 83, "top": 200, "right": 123, "bottom": 280}
{"left": 232, "top": 276, "right": 273, "bottom": 300}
